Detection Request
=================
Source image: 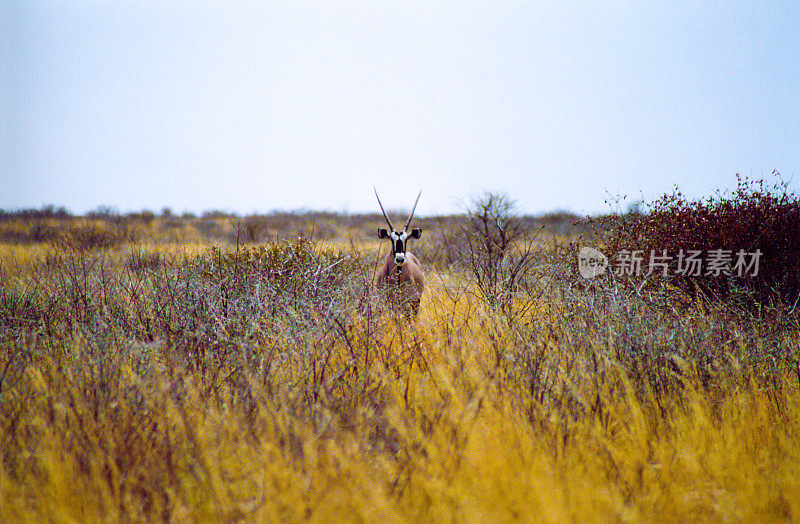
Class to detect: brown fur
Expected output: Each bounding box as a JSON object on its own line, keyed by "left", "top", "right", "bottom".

{"left": 375, "top": 251, "right": 425, "bottom": 316}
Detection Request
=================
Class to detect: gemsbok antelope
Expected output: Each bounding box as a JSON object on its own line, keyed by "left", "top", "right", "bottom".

{"left": 374, "top": 187, "right": 425, "bottom": 317}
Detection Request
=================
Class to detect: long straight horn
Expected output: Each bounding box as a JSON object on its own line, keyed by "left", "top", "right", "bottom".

{"left": 374, "top": 186, "right": 395, "bottom": 231}
{"left": 403, "top": 191, "right": 421, "bottom": 231}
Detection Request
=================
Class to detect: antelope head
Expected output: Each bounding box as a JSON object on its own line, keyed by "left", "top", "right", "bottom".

{"left": 374, "top": 187, "right": 422, "bottom": 266}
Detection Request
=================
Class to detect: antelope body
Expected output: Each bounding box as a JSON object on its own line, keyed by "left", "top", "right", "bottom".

{"left": 374, "top": 188, "right": 425, "bottom": 316}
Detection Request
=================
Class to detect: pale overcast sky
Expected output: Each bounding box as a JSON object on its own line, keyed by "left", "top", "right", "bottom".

{"left": 2, "top": 1, "right": 798, "bottom": 216}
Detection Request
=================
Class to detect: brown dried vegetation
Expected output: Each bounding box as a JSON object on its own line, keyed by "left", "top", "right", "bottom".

{"left": 0, "top": 187, "right": 798, "bottom": 521}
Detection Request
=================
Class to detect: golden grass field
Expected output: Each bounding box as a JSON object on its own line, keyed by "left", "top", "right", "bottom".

{"left": 1, "top": 215, "right": 798, "bottom": 522}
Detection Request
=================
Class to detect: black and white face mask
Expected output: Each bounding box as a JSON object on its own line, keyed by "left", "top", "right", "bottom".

{"left": 378, "top": 228, "right": 422, "bottom": 265}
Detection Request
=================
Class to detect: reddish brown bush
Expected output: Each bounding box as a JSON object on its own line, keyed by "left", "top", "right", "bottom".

{"left": 600, "top": 172, "right": 799, "bottom": 306}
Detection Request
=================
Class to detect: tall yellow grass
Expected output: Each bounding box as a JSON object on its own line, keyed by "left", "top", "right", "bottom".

{"left": 1, "top": 236, "right": 798, "bottom": 522}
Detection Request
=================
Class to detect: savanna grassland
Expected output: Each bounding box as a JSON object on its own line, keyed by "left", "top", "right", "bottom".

{"left": 1, "top": 190, "right": 799, "bottom": 522}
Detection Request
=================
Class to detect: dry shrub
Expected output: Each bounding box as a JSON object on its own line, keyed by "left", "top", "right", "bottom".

{"left": 459, "top": 192, "right": 543, "bottom": 319}
{"left": 239, "top": 216, "right": 269, "bottom": 243}
{"left": 0, "top": 219, "right": 65, "bottom": 244}
{"left": 58, "top": 221, "right": 136, "bottom": 250}
{"left": 126, "top": 250, "right": 162, "bottom": 272}
{"left": 409, "top": 216, "right": 462, "bottom": 269}
{"left": 599, "top": 172, "right": 800, "bottom": 306}
{"left": 195, "top": 216, "right": 230, "bottom": 240}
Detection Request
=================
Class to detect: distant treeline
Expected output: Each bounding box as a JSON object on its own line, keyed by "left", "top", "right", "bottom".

{"left": 0, "top": 204, "right": 583, "bottom": 226}
{"left": 0, "top": 204, "right": 584, "bottom": 248}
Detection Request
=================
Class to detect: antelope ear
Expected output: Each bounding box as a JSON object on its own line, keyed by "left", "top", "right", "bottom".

{"left": 378, "top": 228, "right": 388, "bottom": 239}
{"left": 410, "top": 228, "right": 422, "bottom": 239}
